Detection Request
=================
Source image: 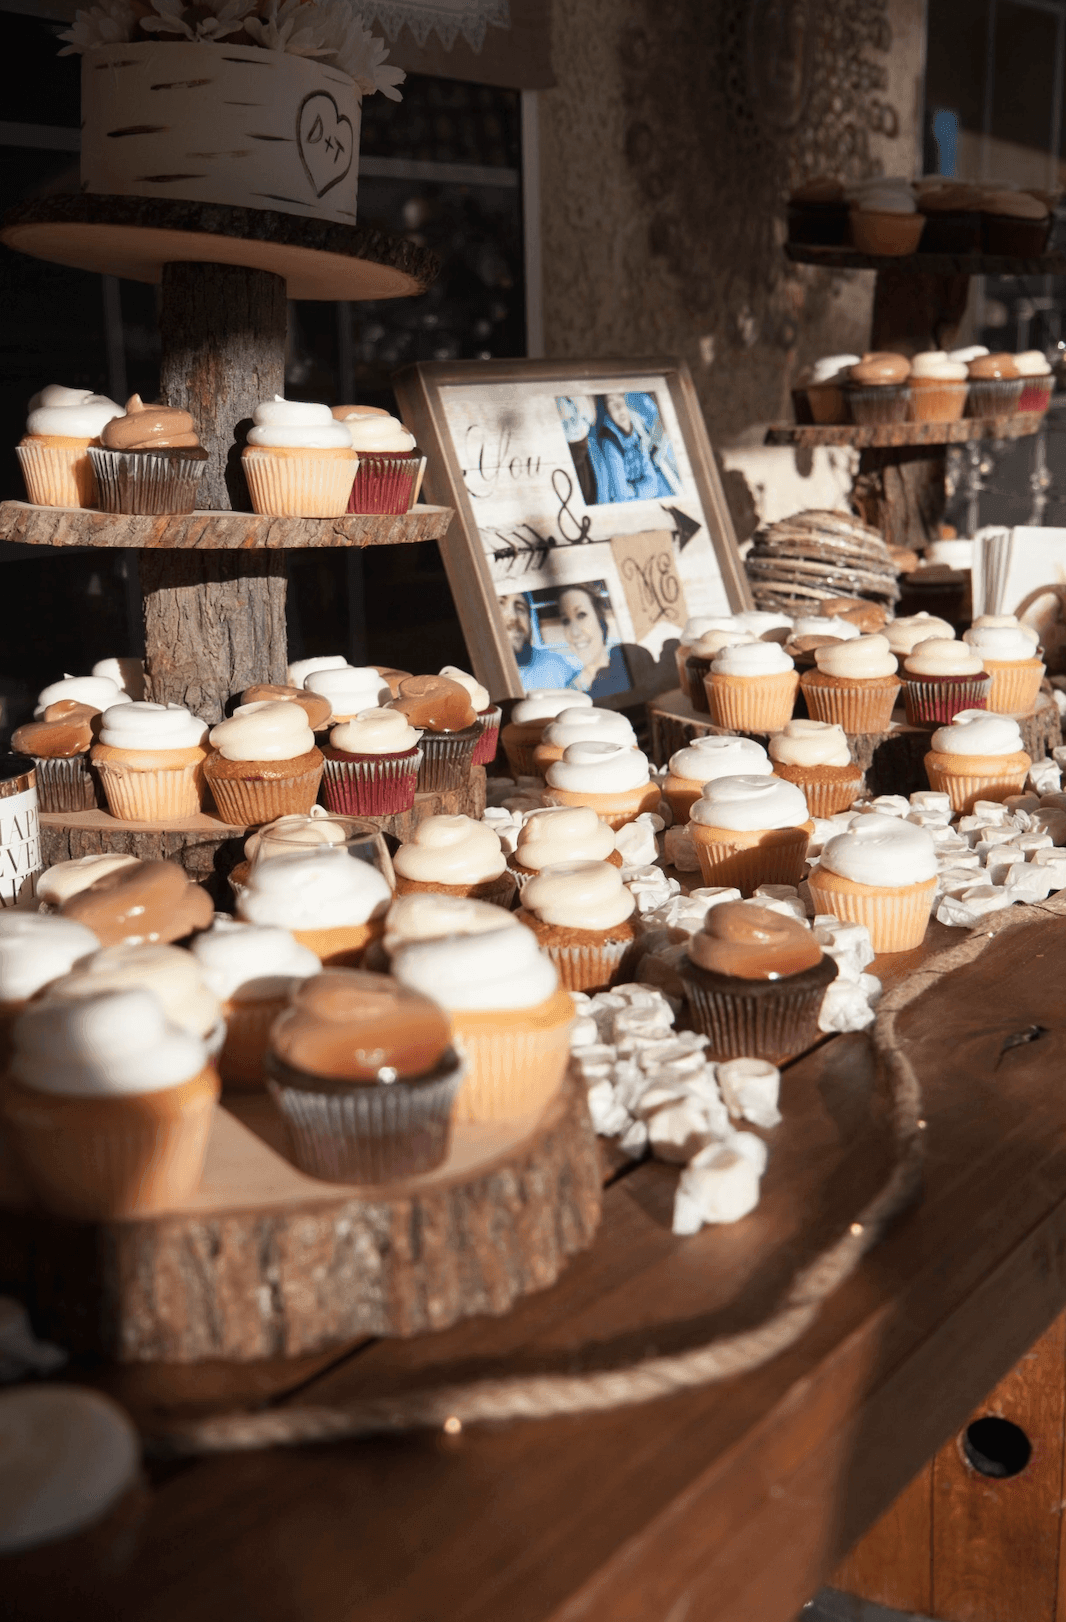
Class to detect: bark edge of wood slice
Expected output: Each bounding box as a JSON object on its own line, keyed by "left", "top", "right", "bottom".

{"left": 0, "top": 502, "right": 453, "bottom": 551}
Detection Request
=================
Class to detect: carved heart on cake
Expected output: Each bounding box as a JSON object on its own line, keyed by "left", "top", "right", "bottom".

{"left": 297, "top": 92, "right": 354, "bottom": 199}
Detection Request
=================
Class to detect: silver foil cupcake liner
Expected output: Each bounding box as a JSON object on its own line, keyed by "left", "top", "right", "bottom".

{"left": 416, "top": 725, "right": 480, "bottom": 793}
{"left": 31, "top": 753, "right": 100, "bottom": 812}
{"left": 88, "top": 446, "right": 206, "bottom": 515}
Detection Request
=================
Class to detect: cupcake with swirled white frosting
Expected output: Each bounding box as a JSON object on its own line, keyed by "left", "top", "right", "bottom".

{"left": 237, "top": 846, "right": 392, "bottom": 966}
{"left": 908, "top": 352, "right": 969, "bottom": 423}
{"left": 17, "top": 384, "right": 122, "bottom": 508}
{"left": 923, "top": 710, "right": 1031, "bottom": 813}
{"left": 768, "top": 720, "right": 863, "bottom": 816}
{"left": 543, "top": 740, "right": 660, "bottom": 830}
{"left": 901, "top": 637, "right": 990, "bottom": 725}
{"left": 961, "top": 622, "right": 1045, "bottom": 714}
{"left": 687, "top": 774, "right": 813, "bottom": 895}
{"left": 532, "top": 705, "right": 637, "bottom": 775}
{"left": 663, "top": 734, "right": 773, "bottom": 822}
{"left": 205, "top": 701, "right": 323, "bottom": 825}
{"left": 674, "top": 616, "right": 746, "bottom": 698}
{"left": 509, "top": 805, "right": 621, "bottom": 890}
{"left": 800, "top": 634, "right": 900, "bottom": 732}
{"left": 1015, "top": 351, "right": 1054, "bottom": 414}
{"left": 303, "top": 664, "right": 392, "bottom": 722}
{"left": 333, "top": 405, "right": 422, "bottom": 514}
{"left": 501, "top": 689, "right": 593, "bottom": 779}
{"left": 706, "top": 639, "right": 799, "bottom": 732}
{"left": 90, "top": 701, "right": 209, "bottom": 822}
{"left": 321, "top": 707, "right": 423, "bottom": 816}
{"left": 243, "top": 397, "right": 357, "bottom": 517}
{"left": 807, "top": 812, "right": 939, "bottom": 952}
{"left": 685, "top": 626, "right": 758, "bottom": 715}
{"left": 516, "top": 859, "right": 637, "bottom": 992}
{"left": 393, "top": 814, "right": 516, "bottom": 908}
{"left": 190, "top": 918, "right": 321, "bottom": 1090}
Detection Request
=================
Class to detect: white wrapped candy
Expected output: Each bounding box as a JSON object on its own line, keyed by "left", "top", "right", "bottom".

{"left": 716, "top": 1057, "right": 781, "bottom": 1128}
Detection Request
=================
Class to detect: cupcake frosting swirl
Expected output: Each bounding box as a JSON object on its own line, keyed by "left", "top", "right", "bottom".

{"left": 904, "top": 638, "right": 983, "bottom": 677}
{"left": 35, "top": 854, "right": 139, "bottom": 909}
{"left": 392, "top": 926, "right": 558, "bottom": 1011}
{"left": 668, "top": 734, "right": 772, "bottom": 782}
{"left": 545, "top": 740, "right": 651, "bottom": 794}
{"left": 240, "top": 684, "right": 333, "bottom": 730}
{"left": 541, "top": 707, "right": 636, "bottom": 749}
{"left": 247, "top": 397, "right": 353, "bottom": 450}
{"left": 243, "top": 809, "right": 347, "bottom": 862}
{"left": 814, "top": 634, "right": 898, "bottom": 678}
{"left": 0, "top": 912, "right": 99, "bottom": 1002}
{"left": 910, "top": 352, "right": 968, "bottom": 381}
{"left": 190, "top": 920, "right": 321, "bottom": 1003}
{"left": 691, "top": 628, "right": 756, "bottom": 657}
{"left": 34, "top": 675, "right": 130, "bottom": 718}
{"left": 26, "top": 384, "right": 123, "bottom": 440}
{"left": 962, "top": 625, "right": 1041, "bottom": 662}
{"left": 930, "top": 709, "right": 1026, "bottom": 756}
{"left": 514, "top": 805, "right": 617, "bottom": 868}
{"left": 287, "top": 655, "right": 347, "bottom": 688}
{"left": 393, "top": 814, "right": 506, "bottom": 885}
{"left": 342, "top": 413, "right": 416, "bottom": 453}
{"left": 711, "top": 641, "right": 795, "bottom": 676}
{"left": 769, "top": 720, "right": 852, "bottom": 767}
{"left": 968, "top": 353, "right": 1020, "bottom": 380}
{"left": 688, "top": 901, "right": 823, "bottom": 979}
{"left": 808, "top": 354, "right": 860, "bottom": 383}
{"left": 511, "top": 690, "right": 593, "bottom": 725}
{"left": 97, "top": 701, "right": 208, "bottom": 751}
{"left": 91, "top": 657, "right": 146, "bottom": 699}
{"left": 238, "top": 848, "right": 392, "bottom": 930}
{"left": 11, "top": 987, "right": 207, "bottom": 1097}
{"left": 521, "top": 859, "right": 635, "bottom": 930}
{"left": 13, "top": 701, "right": 100, "bottom": 759}
{"left": 209, "top": 701, "right": 315, "bottom": 762}
{"left": 384, "top": 894, "right": 520, "bottom": 953}
{"left": 1014, "top": 350, "right": 1052, "bottom": 377}
{"left": 388, "top": 675, "right": 477, "bottom": 733}
{"left": 818, "top": 813, "right": 938, "bottom": 886}
{"left": 680, "top": 616, "right": 737, "bottom": 644}
{"left": 791, "top": 615, "right": 860, "bottom": 642}
{"left": 689, "top": 774, "right": 810, "bottom": 830}
{"left": 884, "top": 613, "right": 955, "bottom": 654}
{"left": 970, "top": 614, "right": 1040, "bottom": 644}
{"left": 49, "top": 942, "right": 220, "bottom": 1039}
{"left": 101, "top": 394, "right": 200, "bottom": 451}
{"left": 329, "top": 708, "right": 422, "bottom": 755}
{"left": 303, "top": 666, "right": 392, "bottom": 717}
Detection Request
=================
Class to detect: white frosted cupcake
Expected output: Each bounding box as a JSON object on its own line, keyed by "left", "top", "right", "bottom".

{"left": 302, "top": 665, "right": 392, "bottom": 722}
{"left": 286, "top": 654, "right": 347, "bottom": 689}
{"left": 393, "top": 813, "right": 516, "bottom": 908}
{"left": 684, "top": 627, "right": 758, "bottom": 715}
{"left": 792, "top": 614, "right": 861, "bottom": 642}
{"left": 543, "top": 739, "right": 660, "bottom": 829}
{"left": 243, "top": 397, "right": 357, "bottom": 517}
{"left": 687, "top": 774, "right": 812, "bottom": 894}
{"left": 383, "top": 893, "right": 522, "bottom": 957}
{"left": 321, "top": 708, "right": 423, "bottom": 816}
{"left": 90, "top": 702, "right": 209, "bottom": 822}
{"left": 663, "top": 733, "right": 773, "bottom": 822}
{"left": 440, "top": 664, "right": 501, "bottom": 767}
{"left": 0, "top": 912, "right": 99, "bottom": 1062}
{"left": 45, "top": 942, "right": 222, "bottom": 1054}
{"left": 800, "top": 634, "right": 900, "bottom": 732}
{"left": 205, "top": 701, "right": 323, "bottom": 825}
{"left": 237, "top": 846, "right": 392, "bottom": 966}
{"left": 962, "top": 623, "right": 1044, "bottom": 714}
{"left": 902, "top": 637, "right": 990, "bottom": 725}
{"left": 191, "top": 919, "right": 321, "bottom": 1090}
{"left": 923, "top": 710, "right": 1031, "bottom": 812}
{"left": 501, "top": 689, "right": 593, "bottom": 778}
{"left": 509, "top": 804, "right": 620, "bottom": 890}
{"left": 675, "top": 616, "right": 743, "bottom": 697}
{"left": 884, "top": 613, "right": 955, "bottom": 657}
{"left": 341, "top": 409, "right": 422, "bottom": 514}
{"left": 735, "top": 610, "right": 794, "bottom": 643}
{"left": 807, "top": 813, "right": 938, "bottom": 952}
{"left": 532, "top": 705, "right": 637, "bottom": 775}
{"left": 768, "top": 720, "right": 863, "bottom": 816}
{"left": 516, "top": 859, "right": 637, "bottom": 991}
{"left": 908, "top": 351, "right": 968, "bottom": 422}
{"left": 707, "top": 640, "right": 798, "bottom": 732}
{"left": 16, "top": 385, "right": 122, "bottom": 508}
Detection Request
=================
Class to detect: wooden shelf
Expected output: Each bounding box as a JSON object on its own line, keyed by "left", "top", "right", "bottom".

{"left": 0, "top": 194, "right": 439, "bottom": 302}
{"left": 765, "top": 413, "right": 1044, "bottom": 448}
{"left": 785, "top": 241, "right": 1066, "bottom": 276}
{"left": 0, "top": 501, "right": 453, "bottom": 551}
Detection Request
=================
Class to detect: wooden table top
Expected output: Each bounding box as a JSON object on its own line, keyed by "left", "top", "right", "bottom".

{"left": 11, "top": 895, "right": 1066, "bottom": 1622}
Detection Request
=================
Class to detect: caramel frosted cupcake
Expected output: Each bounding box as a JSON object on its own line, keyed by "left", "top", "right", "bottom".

{"left": 205, "top": 701, "right": 323, "bottom": 826}
{"left": 663, "top": 733, "right": 773, "bottom": 823}
{"left": 243, "top": 397, "right": 357, "bottom": 517}
{"left": 509, "top": 804, "right": 620, "bottom": 891}
{"left": 532, "top": 704, "right": 637, "bottom": 774}
{"left": 59, "top": 858, "right": 213, "bottom": 947}
{"left": 679, "top": 901, "right": 835, "bottom": 1062}
{"left": 966, "top": 353, "right": 1023, "bottom": 419}
{"left": 16, "top": 384, "right": 122, "bottom": 508}
{"left": 439, "top": 665, "right": 501, "bottom": 767}
{"left": 687, "top": 774, "right": 812, "bottom": 895}
{"left": 684, "top": 627, "right": 757, "bottom": 715}
{"left": 388, "top": 675, "right": 480, "bottom": 792}
{"left": 962, "top": 622, "right": 1044, "bottom": 714}
{"left": 321, "top": 708, "right": 423, "bottom": 816}
{"left": 266, "top": 969, "right": 464, "bottom": 1183}
{"left": 89, "top": 395, "right": 207, "bottom": 514}
{"left": 807, "top": 813, "right": 938, "bottom": 952}
{"left": 908, "top": 351, "right": 969, "bottom": 422}
{"left": 191, "top": 919, "right": 321, "bottom": 1092}
{"left": 902, "top": 637, "right": 990, "bottom": 725}
{"left": 543, "top": 739, "right": 660, "bottom": 830}
{"left": 90, "top": 701, "right": 209, "bottom": 822}
{"left": 0, "top": 986, "right": 219, "bottom": 1219}
{"left": 846, "top": 352, "right": 912, "bottom": 424}
{"left": 818, "top": 598, "right": 888, "bottom": 634}
{"left": 240, "top": 683, "right": 333, "bottom": 733}
{"left": 237, "top": 846, "right": 392, "bottom": 966}
{"left": 516, "top": 859, "right": 637, "bottom": 992}
{"left": 923, "top": 710, "right": 1031, "bottom": 813}
{"left": 12, "top": 700, "right": 104, "bottom": 813}
{"left": 768, "top": 720, "right": 863, "bottom": 816}
{"left": 800, "top": 634, "right": 900, "bottom": 733}
{"left": 706, "top": 639, "right": 799, "bottom": 732}
{"left": 501, "top": 689, "right": 593, "bottom": 778}
{"left": 393, "top": 813, "right": 516, "bottom": 908}
{"left": 392, "top": 925, "right": 574, "bottom": 1122}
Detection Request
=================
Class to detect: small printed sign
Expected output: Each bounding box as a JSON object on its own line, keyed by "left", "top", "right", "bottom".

{"left": 0, "top": 785, "right": 41, "bottom": 907}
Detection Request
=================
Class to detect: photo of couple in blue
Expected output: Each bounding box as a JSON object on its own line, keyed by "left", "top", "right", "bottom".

{"left": 555, "top": 391, "right": 681, "bottom": 507}
{"left": 497, "top": 580, "right": 632, "bottom": 699}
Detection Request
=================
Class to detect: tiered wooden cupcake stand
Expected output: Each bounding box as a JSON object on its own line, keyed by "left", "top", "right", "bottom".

{"left": 0, "top": 197, "right": 601, "bottom": 1357}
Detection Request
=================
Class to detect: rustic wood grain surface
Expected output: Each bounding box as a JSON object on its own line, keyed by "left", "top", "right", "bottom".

{"left": 765, "top": 414, "right": 1043, "bottom": 448}
{"left": 0, "top": 502, "right": 453, "bottom": 551}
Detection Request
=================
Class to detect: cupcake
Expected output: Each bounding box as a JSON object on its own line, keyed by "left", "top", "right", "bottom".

{"left": 373, "top": 664, "right": 414, "bottom": 698}
{"left": 674, "top": 616, "right": 742, "bottom": 698}
{"left": 335, "top": 408, "right": 423, "bottom": 514}
{"left": 787, "top": 175, "right": 849, "bottom": 245}
{"left": 204, "top": 701, "right": 323, "bottom": 825}
{"left": 980, "top": 188, "right": 1050, "bottom": 255}
{"left": 806, "top": 813, "right": 939, "bottom": 952}
{"left": 902, "top": 637, "right": 990, "bottom": 724}
{"left": 91, "top": 656, "right": 146, "bottom": 700}
{"left": 797, "top": 354, "right": 861, "bottom": 424}
{"left": 35, "top": 853, "right": 139, "bottom": 910}
{"left": 508, "top": 804, "right": 621, "bottom": 891}
{"left": 679, "top": 901, "right": 836, "bottom": 1062}
{"left": 963, "top": 622, "right": 1045, "bottom": 714}
{"left": 393, "top": 814, "right": 516, "bottom": 908}
{"left": 439, "top": 665, "right": 501, "bottom": 766}
{"left": 46, "top": 941, "right": 223, "bottom": 1052}
{"left": 1015, "top": 351, "right": 1054, "bottom": 414}
{"left": 0, "top": 912, "right": 98, "bottom": 1065}
{"left": 90, "top": 701, "right": 208, "bottom": 822}
{"left": 706, "top": 639, "right": 799, "bottom": 732}
{"left": 89, "top": 395, "right": 207, "bottom": 514}
{"left": 388, "top": 675, "right": 480, "bottom": 792}
{"left": 533, "top": 705, "right": 637, "bottom": 775}
{"left": 768, "top": 720, "right": 863, "bottom": 816}
{"left": 683, "top": 627, "right": 757, "bottom": 715}
{"left": 321, "top": 708, "right": 423, "bottom": 816}
{"left": 966, "top": 353, "right": 1023, "bottom": 419}
{"left": 543, "top": 739, "right": 660, "bottom": 830}
{"left": 240, "top": 683, "right": 333, "bottom": 733}
{"left": 908, "top": 352, "right": 969, "bottom": 422}
{"left": 500, "top": 689, "right": 593, "bottom": 778}
{"left": 884, "top": 612, "right": 955, "bottom": 658}
{"left": 242, "top": 397, "right": 357, "bottom": 517}
{"left": 59, "top": 858, "right": 213, "bottom": 946}
{"left": 286, "top": 655, "right": 348, "bottom": 688}
{"left": 383, "top": 893, "right": 523, "bottom": 958}
{"left": 735, "top": 610, "right": 795, "bottom": 643}
{"left": 302, "top": 664, "right": 392, "bottom": 721}
{"left": 228, "top": 807, "right": 351, "bottom": 901}
{"left": 800, "top": 635, "right": 900, "bottom": 733}
{"left": 817, "top": 598, "right": 888, "bottom": 634}
{"left": 266, "top": 969, "right": 463, "bottom": 1183}
{"left": 0, "top": 986, "right": 219, "bottom": 1218}
{"left": 32, "top": 671, "right": 131, "bottom": 716}
{"left": 16, "top": 385, "right": 122, "bottom": 509}
{"left": 923, "top": 710, "right": 1032, "bottom": 813}
{"left": 11, "top": 701, "right": 104, "bottom": 813}
{"left": 237, "top": 846, "right": 392, "bottom": 966}
{"left": 846, "top": 352, "right": 912, "bottom": 424}
{"left": 917, "top": 181, "right": 981, "bottom": 252}
{"left": 848, "top": 179, "right": 925, "bottom": 254}
{"left": 516, "top": 859, "right": 637, "bottom": 992}
{"left": 687, "top": 775, "right": 813, "bottom": 894}
{"left": 191, "top": 919, "right": 321, "bottom": 1091}
{"left": 792, "top": 613, "right": 861, "bottom": 642}
{"left": 663, "top": 734, "right": 773, "bottom": 823}
{"left": 392, "top": 926, "right": 574, "bottom": 1122}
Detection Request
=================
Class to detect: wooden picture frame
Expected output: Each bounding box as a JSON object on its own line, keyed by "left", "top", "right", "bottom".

{"left": 393, "top": 357, "right": 751, "bottom": 706}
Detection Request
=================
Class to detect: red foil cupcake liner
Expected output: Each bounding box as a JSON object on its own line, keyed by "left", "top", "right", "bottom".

{"left": 321, "top": 747, "right": 421, "bottom": 815}
{"left": 347, "top": 453, "right": 425, "bottom": 515}
{"left": 1019, "top": 378, "right": 1054, "bottom": 414}
{"left": 903, "top": 674, "right": 991, "bottom": 726}
{"left": 472, "top": 705, "right": 502, "bottom": 767}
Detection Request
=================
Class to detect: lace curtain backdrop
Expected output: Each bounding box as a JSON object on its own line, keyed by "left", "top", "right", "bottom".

{"left": 353, "top": 0, "right": 552, "bottom": 87}
{"left": 358, "top": 0, "right": 510, "bottom": 51}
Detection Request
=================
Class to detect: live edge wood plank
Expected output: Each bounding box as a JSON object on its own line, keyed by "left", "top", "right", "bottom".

{"left": 0, "top": 501, "right": 453, "bottom": 551}
{"left": 765, "top": 413, "right": 1043, "bottom": 449}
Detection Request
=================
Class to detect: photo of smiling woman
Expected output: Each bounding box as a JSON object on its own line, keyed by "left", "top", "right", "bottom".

{"left": 528, "top": 579, "right": 632, "bottom": 700}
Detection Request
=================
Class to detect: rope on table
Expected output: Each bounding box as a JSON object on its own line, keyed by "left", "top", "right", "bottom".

{"left": 152, "top": 909, "right": 1052, "bottom": 1457}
